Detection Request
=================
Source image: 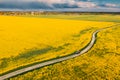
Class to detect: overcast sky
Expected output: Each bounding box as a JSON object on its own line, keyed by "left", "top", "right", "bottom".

{"left": 0, "top": 0, "right": 120, "bottom": 12}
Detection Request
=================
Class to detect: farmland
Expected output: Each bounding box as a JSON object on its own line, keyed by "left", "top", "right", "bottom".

{"left": 10, "top": 24, "right": 120, "bottom": 80}
{"left": 0, "top": 15, "right": 119, "bottom": 80}
{"left": 23, "top": 14, "right": 120, "bottom": 22}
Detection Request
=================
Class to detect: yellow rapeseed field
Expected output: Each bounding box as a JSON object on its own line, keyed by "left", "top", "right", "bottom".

{"left": 10, "top": 21, "right": 120, "bottom": 80}
{"left": 0, "top": 16, "right": 115, "bottom": 75}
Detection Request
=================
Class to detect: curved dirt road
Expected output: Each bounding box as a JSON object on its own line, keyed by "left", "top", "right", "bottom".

{"left": 0, "top": 24, "right": 119, "bottom": 80}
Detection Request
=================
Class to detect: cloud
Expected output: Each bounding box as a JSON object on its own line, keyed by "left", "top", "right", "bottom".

{"left": 104, "top": 3, "right": 118, "bottom": 8}
{"left": 0, "top": 0, "right": 97, "bottom": 9}
{"left": 38, "top": 0, "right": 70, "bottom": 4}
{"left": 37, "top": 0, "right": 97, "bottom": 8}
{"left": 76, "top": 2, "right": 97, "bottom": 8}
{"left": 0, "top": 0, "right": 119, "bottom": 12}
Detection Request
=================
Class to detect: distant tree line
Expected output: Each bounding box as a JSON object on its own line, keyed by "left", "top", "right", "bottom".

{"left": 0, "top": 11, "right": 120, "bottom": 16}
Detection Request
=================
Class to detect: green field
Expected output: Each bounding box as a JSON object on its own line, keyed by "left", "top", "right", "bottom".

{"left": 23, "top": 14, "right": 120, "bottom": 22}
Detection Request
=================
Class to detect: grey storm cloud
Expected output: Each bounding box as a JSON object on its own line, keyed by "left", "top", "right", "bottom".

{"left": 0, "top": 0, "right": 96, "bottom": 9}
{"left": 0, "top": 0, "right": 119, "bottom": 11}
